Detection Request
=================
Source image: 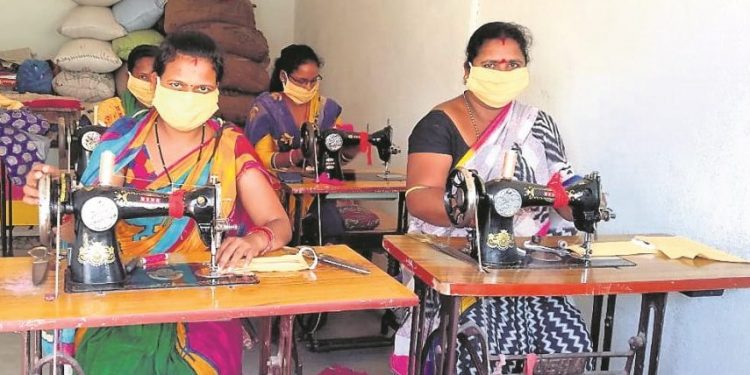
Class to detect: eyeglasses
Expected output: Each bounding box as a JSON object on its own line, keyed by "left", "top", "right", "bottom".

{"left": 288, "top": 74, "right": 323, "bottom": 88}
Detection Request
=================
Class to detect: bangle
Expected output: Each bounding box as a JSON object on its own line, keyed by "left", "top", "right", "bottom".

{"left": 405, "top": 185, "right": 429, "bottom": 198}
{"left": 288, "top": 150, "right": 296, "bottom": 167}
{"left": 247, "top": 226, "right": 274, "bottom": 254}
{"left": 270, "top": 152, "right": 279, "bottom": 170}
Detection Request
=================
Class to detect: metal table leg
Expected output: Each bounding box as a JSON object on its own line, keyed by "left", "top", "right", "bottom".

{"left": 601, "top": 294, "right": 618, "bottom": 370}
{"left": 634, "top": 293, "right": 667, "bottom": 375}
{"left": 396, "top": 192, "right": 406, "bottom": 234}
{"left": 258, "top": 317, "right": 273, "bottom": 374}
{"left": 292, "top": 194, "right": 303, "bottom": 246}
{"left": 437, "top": 295, "right": 460, "bottom": 375}
{"left": 590, "top": 294, "right": 618, "bottom": 371}
{"left": 261, "top": 315, "right": 296, "bottom": 375}
{"left": 409, "top": 278, "right": 428, "bottom": 375}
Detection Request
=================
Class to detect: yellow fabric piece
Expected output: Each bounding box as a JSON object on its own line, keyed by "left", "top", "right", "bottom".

{"left": 460, "top": 297, "right": 478, "bottom": 313}
{"left": 637, "top": 235, "right": 750, "bottom": 263}
{"left": 95, "top": 97, "right": 125, "bottom": 126}
{"left": 569, "top": 239, "right": 657, "bottom": 257}
{"left": 228, "top": 253, "right": 313, "bottom": 273}
{"left": 0, "top": 93, "right": 23, "bottom": 110}
{"left": 6, "top": 200, "right": 38, "bottom": 226}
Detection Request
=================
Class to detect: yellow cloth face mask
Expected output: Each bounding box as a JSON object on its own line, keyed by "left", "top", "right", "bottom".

{"left": 282, "top": 74, "right": 319, "bottom": 105}
{"left": 151, "top": 77, "right": 219, "bottom": 131}
{"left": 126, "top": 73, "right": 155, "bottom": 107}
{"left": 228, "top": 247, "right": 319, "bottom": 274}
{"left": 466, "top": 66, "right": 529, "bottom": 108}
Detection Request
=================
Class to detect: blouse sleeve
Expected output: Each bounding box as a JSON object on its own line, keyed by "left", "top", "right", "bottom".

{"left": 408, "top": 110, "right": 455, "bottom": 156}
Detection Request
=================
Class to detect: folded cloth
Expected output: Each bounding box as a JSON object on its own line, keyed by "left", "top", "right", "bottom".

{"left": 569, "top": 239, "right": 657, "bottom": 257}
{"left": 0, "top": 93, "right": 23, "bottom": 110}
{"left": 569, "top": 235, "right": 749, "bottom": 263}
{"left": 226, "top": 248, "right": 318, "bottom": 274}
{"left": 636, "top": 235, "right": 750, "bottom": 263}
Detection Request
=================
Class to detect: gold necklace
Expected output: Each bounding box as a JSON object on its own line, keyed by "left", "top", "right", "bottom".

{"left": 462, "top": 91, "right": 480, "bottom": 139}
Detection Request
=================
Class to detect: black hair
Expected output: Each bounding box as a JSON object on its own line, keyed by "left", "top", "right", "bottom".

{"left": 269, "top": 44, "right": 322, "bottom": 92}
{"left": 465, "top": 22, "right": 532, "bottom": 67}
{"left": 126, "top": 45, "right": 159, "bottom": 73}
{"left": 154, "top": 31, "right": 224, "bottom": 82}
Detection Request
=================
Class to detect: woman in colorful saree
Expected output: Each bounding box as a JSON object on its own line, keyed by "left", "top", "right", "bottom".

{"left": 23, "top": 31, "right": 291, "bottom": 375}
{"left": 244, "top": 44, "right": 357, "bottom": 244}
{"left": 391, "top": 22, "right": 592, "bottom": 374}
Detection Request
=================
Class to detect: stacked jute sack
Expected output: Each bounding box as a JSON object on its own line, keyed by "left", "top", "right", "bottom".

{"left": 165, "top": 0, "right": 270, "bottom": 125}
{"left": 53, "top": 0, "right": 166, "bottom": 104}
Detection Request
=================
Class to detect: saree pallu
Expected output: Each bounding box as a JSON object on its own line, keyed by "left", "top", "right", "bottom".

{"left": 394, "top": 101, "right": 591, "bottom": 374}
{"left": 74, "top": 110, "right": 267, "bottom": 375}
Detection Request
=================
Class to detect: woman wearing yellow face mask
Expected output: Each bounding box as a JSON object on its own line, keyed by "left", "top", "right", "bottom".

{"left": 394, "top": 22, "right": 592, "bottom": 374}
{"left": 93, "top": 45, "right": 159, "bottom": 126}
{"left": 245, "top": 44, "right": 354, "bottom": 170}
{"left": 23, "top": 31, "right": 291, "bottom": 374}
{"left": 245, "top": 44, "right": 356, "bottom": 244}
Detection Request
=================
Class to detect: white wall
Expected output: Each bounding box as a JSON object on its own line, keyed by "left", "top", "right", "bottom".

{"left": 294, "top": 0, "right": 475, "bottom": 171}
{"left": 254, "top": 0, "right": 296, "bottom": 67}
{"left": 0, "top": 0, "right": 76, "bottom": 59}
{"left": 479, "top": 1, "right": 750, "bottom": 373}
{"left": 295, "top": 0, "right": 750, "bottom": 373}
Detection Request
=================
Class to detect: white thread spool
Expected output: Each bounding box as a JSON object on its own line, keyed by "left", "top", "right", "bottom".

{"left": 99, "top": 150, "right": 115, "bottom": 186}
{"left": 93, "top": 105, "right": 99, "bottom": 127}
{"left": 501, "top": 150, "right": 517, "bottom": 179}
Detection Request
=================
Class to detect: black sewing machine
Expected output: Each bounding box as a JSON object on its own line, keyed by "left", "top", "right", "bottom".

{"left": 443, "top": 152, "right": 620, "bottom": 270}
{"left": 300, "top": 122, "right": 402, "bottom": 180}
{"left": 70, "top": 124, "right": 107, "bottom": 177}
{"left": 37, "top": 156, "right": 256, "bottom": 293}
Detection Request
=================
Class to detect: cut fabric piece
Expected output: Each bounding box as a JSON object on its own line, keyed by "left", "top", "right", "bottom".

{"left": 0, "top": 108, "right": 51, "bottom": 185}
{"left": 337, "top": 204, "right": 380, "bottom": 231}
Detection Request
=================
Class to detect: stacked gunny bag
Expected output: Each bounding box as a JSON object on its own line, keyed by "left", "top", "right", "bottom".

{"left": 53, "top": 0, "right": 125, "bottom": 103}
{"left": 54, "top": 0, "right": 166, "bottom": 104}
{"left": 165, "top": 0, "right": 271, "bottom": 125}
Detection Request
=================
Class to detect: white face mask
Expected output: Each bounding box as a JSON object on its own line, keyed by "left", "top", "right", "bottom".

{"left": 151, "top": 77, "right": 219, "bottom": 132}
{"left": 466, "top": 65, "right": 530, "bottom": 108}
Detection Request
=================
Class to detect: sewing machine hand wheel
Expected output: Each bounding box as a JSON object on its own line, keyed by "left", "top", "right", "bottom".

{"left": 444, "top": 167, "right": 483, "bottom": 228}
{"left": 299, "top": 122, "right": 318, "bottom": 161}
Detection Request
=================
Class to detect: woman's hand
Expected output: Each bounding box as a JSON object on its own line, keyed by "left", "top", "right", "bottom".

{"left": 217, "top": 232, "right": 269, "bottom": 270}
{"left": 22, "top": 163, "right": 60, "bottom": 205}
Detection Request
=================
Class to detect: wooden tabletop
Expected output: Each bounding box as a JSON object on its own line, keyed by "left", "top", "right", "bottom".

{"left": 282, "top": 171, "right": 407, "bottom": 195}
{"left": 383, "top": 235, "right": 750, "bottom": 297}
{"left": 0, "top": 245, "right": 416, "bottom": 332}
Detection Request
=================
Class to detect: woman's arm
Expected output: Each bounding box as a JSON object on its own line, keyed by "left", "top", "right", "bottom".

{"left": 405, "top": 153, "right": 455, "bottom": 227}
{"left": 217, "top": 168, "right": 292, "bottom": 268}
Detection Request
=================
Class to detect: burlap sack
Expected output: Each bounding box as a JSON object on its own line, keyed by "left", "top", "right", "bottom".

{"left": 164, "top": 0, "right": 255, "bottom": 33}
